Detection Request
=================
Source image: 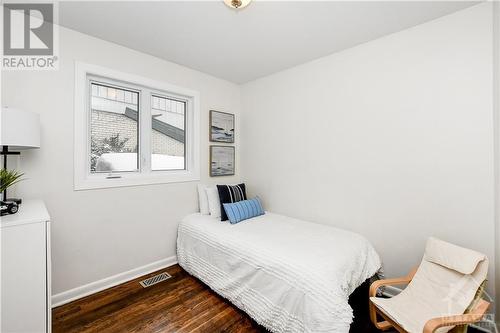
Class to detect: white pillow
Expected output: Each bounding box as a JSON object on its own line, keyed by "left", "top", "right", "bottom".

{"left": 197, "top": 184, "right": 210, "bottom": 215}
{"left": 205, "top": 187, "right": 221, "bottom": 218}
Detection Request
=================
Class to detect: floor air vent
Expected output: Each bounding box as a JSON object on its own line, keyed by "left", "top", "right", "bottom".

{"left": 140, "top": 272, "right": 172, "bottom": 288}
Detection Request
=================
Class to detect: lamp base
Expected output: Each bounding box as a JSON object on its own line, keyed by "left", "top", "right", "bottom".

{"left": 1, "top": 198, "right": 22, "bottom": 216}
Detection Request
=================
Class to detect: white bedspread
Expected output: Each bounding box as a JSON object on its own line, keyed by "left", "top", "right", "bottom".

{"left": 177, "top": 212, "right": 381, "bottom": 333}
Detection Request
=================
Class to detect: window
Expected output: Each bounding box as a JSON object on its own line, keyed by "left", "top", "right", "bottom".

{"left": 74, "top": 62, "right": 200, "bottom": 190}
{"left": 150, "top": 95, "right": 186, "bottom": 171}
{"left": 90, "top": 83, "right": 140, "bottom": 173}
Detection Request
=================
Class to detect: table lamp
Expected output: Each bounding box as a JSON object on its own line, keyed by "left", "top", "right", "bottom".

{"left": 1, "top": 107, "right": 40, "bottom": 205}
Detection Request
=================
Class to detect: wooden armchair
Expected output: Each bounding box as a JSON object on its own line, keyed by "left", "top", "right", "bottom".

{"left": 369, "top": 237, "right": 490, "bottom": 333}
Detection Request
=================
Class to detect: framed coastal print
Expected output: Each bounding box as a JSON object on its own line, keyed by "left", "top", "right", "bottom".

{"left": 210, "top": 110, "right": 234, "bottom": 143}
{"left": 210, "top": 146, "right": 235, "bottom": 177}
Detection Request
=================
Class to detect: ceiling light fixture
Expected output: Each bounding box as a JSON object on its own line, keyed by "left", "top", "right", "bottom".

{"left": 224, "top": 0, "right": 252, "bottom": 10}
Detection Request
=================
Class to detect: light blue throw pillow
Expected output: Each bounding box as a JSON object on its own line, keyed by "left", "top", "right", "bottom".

{"left": 223, "top": 197, "right": 265, "bottom": 224}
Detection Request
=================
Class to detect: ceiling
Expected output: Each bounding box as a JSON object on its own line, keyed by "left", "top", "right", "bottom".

{"left": 59, "top": 1, "right": 478, "bottom": 84}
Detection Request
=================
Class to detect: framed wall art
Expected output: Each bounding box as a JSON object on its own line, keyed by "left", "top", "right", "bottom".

{"left": 210, "top": 145, "right": 235, "bottom": 177}
{"left": 210, "top": 110, "right": 234, "bottom": 143}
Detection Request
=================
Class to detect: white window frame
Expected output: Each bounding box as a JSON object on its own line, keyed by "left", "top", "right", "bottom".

{"left": 74, "top": 62, "right": 200, "bottom": 190}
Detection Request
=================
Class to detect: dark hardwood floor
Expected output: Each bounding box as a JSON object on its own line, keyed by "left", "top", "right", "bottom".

{"left": 52, "top": 265, "right": 480, "bottom": 333}
{"left": 53, "top": 265, "right": 265, "bottom": 333}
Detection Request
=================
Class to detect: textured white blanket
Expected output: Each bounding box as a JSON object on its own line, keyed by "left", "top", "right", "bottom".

{"left": 177, "top": 212, "right": 381, "bottom": 333}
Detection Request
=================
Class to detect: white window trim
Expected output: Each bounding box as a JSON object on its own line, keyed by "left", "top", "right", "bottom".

{"left": 74, "top": 62, "right": 200, "bottom": 190}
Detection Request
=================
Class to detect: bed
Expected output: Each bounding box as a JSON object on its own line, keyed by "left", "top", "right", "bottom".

{"left": 177, "top": 212, "right": 381, "bottom": 333}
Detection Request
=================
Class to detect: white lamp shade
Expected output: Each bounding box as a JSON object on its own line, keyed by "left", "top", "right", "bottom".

{"left": 1, "top": 107, "right": 40, "bottom": 150}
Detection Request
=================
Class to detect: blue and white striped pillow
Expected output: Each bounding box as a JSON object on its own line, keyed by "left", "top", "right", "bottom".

{"left": 223, "top": 197, "right": 265, "bottom": 224}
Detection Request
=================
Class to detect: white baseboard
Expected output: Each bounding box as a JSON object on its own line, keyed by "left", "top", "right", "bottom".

{"left": 51, "top": 255, "right": 177, "bottom": 308}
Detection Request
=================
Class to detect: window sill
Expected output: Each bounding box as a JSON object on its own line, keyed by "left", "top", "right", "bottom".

{"left": 74, "top": 170, "right": 200, "bottom": 191}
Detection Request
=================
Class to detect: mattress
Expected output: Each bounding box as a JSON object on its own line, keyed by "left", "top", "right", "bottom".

{"left": 177, "top": 212, "right": 381, "bottom": 333}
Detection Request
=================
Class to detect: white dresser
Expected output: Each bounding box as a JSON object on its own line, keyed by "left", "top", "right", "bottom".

{"left": 1, "top": 200, "right": 51, "bottom": 333}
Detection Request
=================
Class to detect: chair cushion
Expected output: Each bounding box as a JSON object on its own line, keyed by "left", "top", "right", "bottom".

{"left": 371, "top": 293, "right": 454, "bottom": 333}
{"left": 371, "top": 237, "right": 488, "bottom": 333}
{"left": 424, "top": 237, "right": 486, "bottom": 275}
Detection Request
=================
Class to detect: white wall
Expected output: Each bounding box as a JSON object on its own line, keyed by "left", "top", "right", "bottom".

{"left": 1, "top": 27, "right": 241, "bottom": 295}
{"left": 241, "top": 3, "right": 496, "bottom": 297}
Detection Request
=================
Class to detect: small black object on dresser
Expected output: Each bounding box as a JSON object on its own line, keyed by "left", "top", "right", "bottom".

{"left": 1, "top": 198, "right": 21, "bottom": 216}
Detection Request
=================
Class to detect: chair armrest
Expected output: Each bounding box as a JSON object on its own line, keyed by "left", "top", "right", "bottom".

{"left": 423, "top": 299, "right": 490, "bottom": 333}
{"left": 369, "top": 267, "right": 417, "bottom": 297}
